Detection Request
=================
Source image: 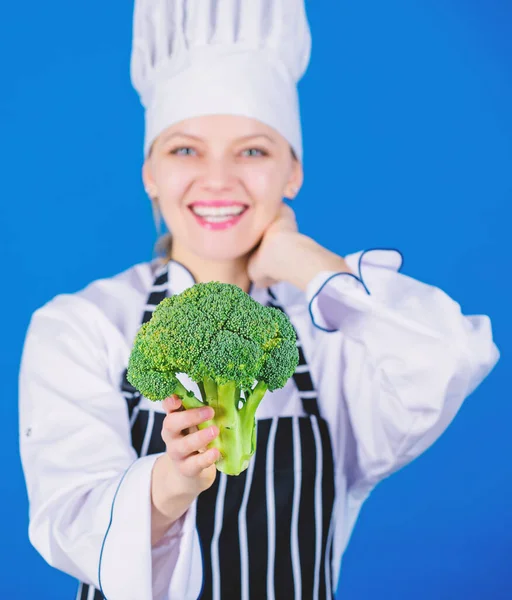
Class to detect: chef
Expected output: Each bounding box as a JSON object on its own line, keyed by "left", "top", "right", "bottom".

{"left": 19, "top": 1, "right": 500, "bottom": 599}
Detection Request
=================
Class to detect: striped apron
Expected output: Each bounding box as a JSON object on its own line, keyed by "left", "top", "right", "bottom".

{"left": 77, "top": 266, "right": 336, "bottom": 600}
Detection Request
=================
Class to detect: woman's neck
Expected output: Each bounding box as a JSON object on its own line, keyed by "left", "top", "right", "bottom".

{"left": 169, "top": 244, "right": 252, "bottom": 294}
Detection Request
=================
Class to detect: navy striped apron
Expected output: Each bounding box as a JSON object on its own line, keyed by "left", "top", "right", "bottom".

{"left": 77, "top": 265, "right": 336, "bottom": 600}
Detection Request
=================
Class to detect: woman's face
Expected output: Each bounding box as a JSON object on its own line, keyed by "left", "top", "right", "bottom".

{"left": 142, "top": 115, "right": 303, "bottom": 262}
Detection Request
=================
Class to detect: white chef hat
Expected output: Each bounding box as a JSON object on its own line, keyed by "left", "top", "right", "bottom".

{"left": 130, "top": 0, "right": 312, "bottom": 161}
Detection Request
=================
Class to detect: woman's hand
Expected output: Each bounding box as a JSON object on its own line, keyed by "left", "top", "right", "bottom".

{"left": 160, "top": 395, "right": 220, "bottom": 494}
{"left": 247, "top": 202, "right": 302, "bottom": 288}
{"left": 247, "top": 202, "right": 352, "bottom": 291}
{"left": 151, "top": 394, "right": 220, "bottom": 545}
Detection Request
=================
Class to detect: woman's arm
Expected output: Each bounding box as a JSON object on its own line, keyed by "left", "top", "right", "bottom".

{"left": 248, "top": 210, "right": 498, "bottom": 495}
{"left": 151, "top": 454, "right": 194, "bottom": 545}
{"left": 19, "top": 294, "right": 198, "bottom": 600}
{"left": 304, "top": 247, "right": 499, "bottom": 493}
{"left": 151, "top": 400, "right": 220, "bottom": 547}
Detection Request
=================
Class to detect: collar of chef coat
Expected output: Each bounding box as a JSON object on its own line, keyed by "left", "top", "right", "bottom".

{"left": 166, "top": 259, "right": 272, "bottom": 307}
{"left": 166, "top": 259, "right": 196, "bottom": 293}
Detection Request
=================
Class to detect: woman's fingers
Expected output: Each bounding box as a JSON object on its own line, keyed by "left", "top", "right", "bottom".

{"left": 162, "top": 394, "right": 182, "bottom": 414}
{"left": 164, "top": 404, "right": 214, "bottom": 437}
{"left": 160, "top": 396, "right": 220, "bottom": 478}
{"left": 166, "top": 425, "right": 219, "bottom": 460}
{"left": 179, "top": 448, "right": 221, "bottom": 478}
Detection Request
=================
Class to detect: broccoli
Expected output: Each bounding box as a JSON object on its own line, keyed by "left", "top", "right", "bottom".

{"left": 127, "top": 281, "right": 299, "bottom": 475}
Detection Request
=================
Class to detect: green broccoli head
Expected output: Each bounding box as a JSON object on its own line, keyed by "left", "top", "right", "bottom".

{"left": 127, "top": 281, "right": 299, "bottom": 475}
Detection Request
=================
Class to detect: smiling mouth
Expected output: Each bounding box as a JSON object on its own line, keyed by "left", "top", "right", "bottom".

{"left": 188, "top": 203, "right": 249, "bottom": 229}
{"left": 188, "top": 203, "right": 248, "bottom": 220}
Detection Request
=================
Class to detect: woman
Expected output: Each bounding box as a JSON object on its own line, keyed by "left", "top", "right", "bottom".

{"left": 19, "top": 1, "right": 499, "bottom": 599}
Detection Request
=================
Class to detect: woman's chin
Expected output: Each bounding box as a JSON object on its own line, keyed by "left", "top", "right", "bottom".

{"left": 175, "top": 238, "right": 257, "bottom": 263}
{"left": 199, "top": 246, "right": 253, "bottom": 262}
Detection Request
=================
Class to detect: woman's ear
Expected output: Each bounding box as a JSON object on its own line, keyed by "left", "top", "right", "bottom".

{"left": 142, "top": 159, "right": 158, "bottom": 199}
{"left": 285, "top": 159, "right": 304, "bottom": 200}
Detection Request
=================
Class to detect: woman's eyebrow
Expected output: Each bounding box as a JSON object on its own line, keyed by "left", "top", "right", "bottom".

{"left": 161, "top": 131, "right": 204, "bottom": 143}
{"left": 237, "top": 134, "right": 276, "bottom": 144}
{"left": 160, "top": 132, "right": 276, "bottom": 145}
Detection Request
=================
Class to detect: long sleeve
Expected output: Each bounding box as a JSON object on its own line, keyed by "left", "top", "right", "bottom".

{"left": 306, "top": 249, "right": 500, "bottom": 496}
{"left": 18, "top": 294, "right": 194, "bottom": 600}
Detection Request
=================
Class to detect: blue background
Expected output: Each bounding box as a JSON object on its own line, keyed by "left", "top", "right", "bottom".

{"left": 1, "top": 0, "right": 510, "bottom": 598}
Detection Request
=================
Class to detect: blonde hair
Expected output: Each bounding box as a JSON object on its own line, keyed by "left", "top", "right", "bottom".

{"left": 150, "top": 196, "right": 173, "bottom": 262}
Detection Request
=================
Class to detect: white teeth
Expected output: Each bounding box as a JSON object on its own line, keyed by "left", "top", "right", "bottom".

{"left": 198, "top": 215, "right": 239, "bottom": 223}
{"left": 191, "top": 205, "right": 246, "bottom": 217}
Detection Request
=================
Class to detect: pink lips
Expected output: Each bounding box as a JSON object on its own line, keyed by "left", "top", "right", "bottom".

{"left": 189, "top": 200, "right": 248, "bottom": 208}
{"left": 188, "top": 200, "right": 249, "bottom": 231}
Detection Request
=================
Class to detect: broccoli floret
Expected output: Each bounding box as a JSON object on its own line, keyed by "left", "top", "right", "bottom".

{"left": 127, "top": 281, "right": 299, "bottom": 475}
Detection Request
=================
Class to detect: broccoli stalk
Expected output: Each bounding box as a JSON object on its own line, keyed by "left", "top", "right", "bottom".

{"left": 127, "top": 281, "right": 298, "bottom": 476}
{"left": 171, "top": 376, "right": 269, "bottom": 474}
{"left": 194, "top": 378, "right": 269, "bottom": 475}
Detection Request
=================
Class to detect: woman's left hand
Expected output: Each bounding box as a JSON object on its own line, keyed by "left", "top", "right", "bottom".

{"left": 247, "top": 202, "right": 353, "bottom": 291}
{"left": 247, "top": 203, "right": 302, "bottom": 289}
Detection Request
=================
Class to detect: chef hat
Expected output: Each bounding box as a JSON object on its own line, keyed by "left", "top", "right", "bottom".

{"left": 130, "top": 0, "right": 312, "bottom": 161}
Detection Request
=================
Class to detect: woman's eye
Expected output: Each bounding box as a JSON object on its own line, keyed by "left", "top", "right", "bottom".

{"left": 170, "top": 147, "right": 197, "bottom": 156}
{"left": 242, "top": 148, "right": 268, "bottom": 157}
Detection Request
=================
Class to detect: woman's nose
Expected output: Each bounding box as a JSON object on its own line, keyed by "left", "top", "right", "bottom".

{"left": 201, "top": 157, "right": 236, "bottom": 193}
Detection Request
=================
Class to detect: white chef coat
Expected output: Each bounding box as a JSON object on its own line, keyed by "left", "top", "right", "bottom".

{"left": 18, "top": 249, "right": 499, "bottom": 600}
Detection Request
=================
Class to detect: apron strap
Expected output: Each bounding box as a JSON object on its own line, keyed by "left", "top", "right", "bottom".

{"left": 142, "top": 266, "right": 168, "bottom": 324}
{"left": 119, "top": 264, "right": 168, "bottom": 415}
